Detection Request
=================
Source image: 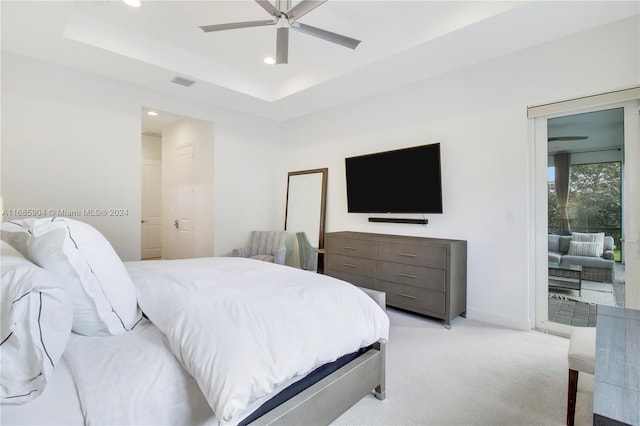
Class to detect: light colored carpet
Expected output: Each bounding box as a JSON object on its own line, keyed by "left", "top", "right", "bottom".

{"left": 332, "top": 308, "right": 593, "bottom": 426}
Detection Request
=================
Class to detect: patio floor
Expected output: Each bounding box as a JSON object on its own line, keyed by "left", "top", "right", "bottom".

{"left": 547, "top": 262, "right": 625, "bottom": 327}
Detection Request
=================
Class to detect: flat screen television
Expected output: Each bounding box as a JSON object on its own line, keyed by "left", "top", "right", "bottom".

{"left": 345, "top": 143, "right": 443, "bottom": 214}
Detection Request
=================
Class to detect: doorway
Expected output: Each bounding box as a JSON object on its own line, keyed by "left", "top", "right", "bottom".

{"left": 140, "top": 107, "right": 215, "bottom": 260}
{"left": 546, "top": 109, "right": 624, "bottom": 326}
{"left": 531, "top": 90, "right": 640, "bottom": 334}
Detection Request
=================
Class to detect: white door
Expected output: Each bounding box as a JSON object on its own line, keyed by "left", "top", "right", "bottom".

{"left": 175, "top": 144, "right": 195, "bottom": 259}
{"left": 533, "top": 96, "right": 640, "bottom": 333}
{"left": 141, "top": 159, "right": 162, "bottom": 259}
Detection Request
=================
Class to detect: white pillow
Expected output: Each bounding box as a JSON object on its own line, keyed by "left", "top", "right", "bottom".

{"left": 571, "top": 232, "right": 605, "bottom": 255}
{"left": 568, "top": 241, "right": 601, "bottom": 258}
{"left": 1, "top": 241, "right": 73, "bottom": 404}
{"left": 1, "top": 220, "right": 31, "bottom": 258}
{"left": 26, "top": 218, "right": 142, "bottom": 336}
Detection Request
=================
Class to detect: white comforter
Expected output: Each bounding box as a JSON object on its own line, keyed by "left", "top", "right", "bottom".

{"left": 127, "top": 257, "right": 389, "bottom": 423}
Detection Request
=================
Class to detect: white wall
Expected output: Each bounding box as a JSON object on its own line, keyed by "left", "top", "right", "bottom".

{"left": 280, "top": 16, "right": 640, "bottom": 330}
{"left": 1, "top": 16, "right": 637, "bottom": 330}
{"left": 1, "top": 53, "right": 282, "bottom": 261}
{"left": 142, "top": 134, "right": 162, "bottom": 161}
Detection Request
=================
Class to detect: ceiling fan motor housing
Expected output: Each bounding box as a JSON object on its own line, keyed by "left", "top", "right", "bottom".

{"left": 200, "top": 0, "right": 360, "bottom": 65}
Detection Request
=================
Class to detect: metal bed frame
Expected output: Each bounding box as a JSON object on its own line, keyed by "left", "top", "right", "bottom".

{"left": 253, "top": 342, "right": 385, "bottom": 425}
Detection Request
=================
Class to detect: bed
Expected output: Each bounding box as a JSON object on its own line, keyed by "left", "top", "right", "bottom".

{"left": 1, "top": 218, "right": 388, "bottom": 425}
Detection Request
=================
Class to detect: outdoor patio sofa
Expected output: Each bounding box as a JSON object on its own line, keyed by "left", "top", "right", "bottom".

{"left": 548, "top": 233, "right": 615, "bottom": 282}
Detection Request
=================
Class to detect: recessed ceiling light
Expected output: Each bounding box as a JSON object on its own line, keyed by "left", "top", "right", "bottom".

{"left": 147, "top": 111, "right": 158, "bottom": 116}
{"left": 123, "top": 0, "right": 141, "bottom": 7}
{"left": 264, "top": 57, "right": 276, "bottom": 65}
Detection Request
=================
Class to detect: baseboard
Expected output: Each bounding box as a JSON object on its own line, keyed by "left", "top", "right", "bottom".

{"left": 465, "top": 307, "right": 532, "bottom": 331}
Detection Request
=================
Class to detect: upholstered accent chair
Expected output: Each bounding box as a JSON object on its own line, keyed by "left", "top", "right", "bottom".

{"left": 296, "top": 232, "right": 318, "bottom": 271}
{"left": 233, "top": 231, "right": 287, "bottom": 264}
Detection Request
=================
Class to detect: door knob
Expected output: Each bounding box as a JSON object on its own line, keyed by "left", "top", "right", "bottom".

{"left": 141, "top": 219, "right": 147, "bottom": 224}
{"left": 174, "top": 219, "right": 179, "bottom": 229}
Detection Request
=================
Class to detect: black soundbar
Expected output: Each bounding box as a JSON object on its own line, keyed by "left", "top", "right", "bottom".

{"left": 368, "top": 217, "right": 428, "bottom": 225}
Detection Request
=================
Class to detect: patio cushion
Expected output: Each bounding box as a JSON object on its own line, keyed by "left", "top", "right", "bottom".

{"left": 548, "top": 252, "right": 562, "bottom": 263}
{"left": 559, "top": 236, "right": 572, "bottom": 254}
{"left": 562, "top": 255, "right": 614, "bottom": 270}
{"left": 603, "top": 236, "right": 614, "bottom": 252}
{"left": 572, "top": 232, "right": 605, "bottom": 255}
{"left": 568, "top": 241, "right": 600, "bottom": 257}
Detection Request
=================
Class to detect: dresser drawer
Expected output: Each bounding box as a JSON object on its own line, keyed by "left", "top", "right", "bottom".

{"left": 325, "top": 269, "right": 378, "bottom": 291}
{"left": 381, "top": 281, "right": 446, "bottom": 315}
{"left": 378, "top": 242, "right": 447, "bottom": 269}
{"left": 377, "top": 262, "right": 445, "bottom": 292}
{"left": 326, "top": 237, "right": 377, "bottom": 259}
{"left": 326, "top": 255, "right": 377, "bottom": 278}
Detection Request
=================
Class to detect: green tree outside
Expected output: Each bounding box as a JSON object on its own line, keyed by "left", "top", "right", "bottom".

{"left": 548, "top": 162, "right": 622, "bottom": 260}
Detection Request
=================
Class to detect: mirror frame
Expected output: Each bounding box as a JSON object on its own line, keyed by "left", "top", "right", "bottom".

{"left": 284, "top": 167, "right": 328, "bottom": 255}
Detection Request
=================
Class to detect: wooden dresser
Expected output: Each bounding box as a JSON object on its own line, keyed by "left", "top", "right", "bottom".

{"left": 325, "top": 231, "right": 467, "bottom": 328}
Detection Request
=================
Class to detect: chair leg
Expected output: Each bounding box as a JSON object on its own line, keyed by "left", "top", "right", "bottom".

{"left": 567, "top": 369, "right": 578, "bottom": 426}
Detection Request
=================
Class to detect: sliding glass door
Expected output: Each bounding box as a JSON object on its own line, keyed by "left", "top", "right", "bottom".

{"left": 531, "top": 93, "right": 640, "bottom": 334}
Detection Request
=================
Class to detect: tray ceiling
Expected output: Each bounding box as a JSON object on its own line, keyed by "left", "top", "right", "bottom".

{"left": 1, "top": 1, "right": 638, "bottom": 121}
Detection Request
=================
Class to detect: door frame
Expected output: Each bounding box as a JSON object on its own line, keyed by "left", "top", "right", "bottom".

{"left": 529, "top": 89, "right": 640, "bottom": 334}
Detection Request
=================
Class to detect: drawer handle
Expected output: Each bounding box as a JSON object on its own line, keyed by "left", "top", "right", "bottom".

{"left": 398, "top": 293, "right": 417, "bottom": 300}
{"left": 343, "top": 263, "right": 357, "bottom": 268}
{"left": 398, "top": 273, "right": 417, "bottom": 279}
{"left": 343, "top": 246, "right": 358, "bottom": 250}
{"left": 398, "top": 252, "right": 417, "bottom": 258}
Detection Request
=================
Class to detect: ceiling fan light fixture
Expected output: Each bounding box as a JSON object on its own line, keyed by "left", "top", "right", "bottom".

{"left": 276, "top": 15, "right": 289, "bottom": 29}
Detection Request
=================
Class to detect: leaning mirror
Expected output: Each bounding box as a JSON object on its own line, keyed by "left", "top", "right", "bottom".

{"left": 284, "top": 168, "right": 328, "bottom": 272}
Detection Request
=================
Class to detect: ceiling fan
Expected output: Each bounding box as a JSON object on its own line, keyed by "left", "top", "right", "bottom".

{"left": 199, "top": 0, "right": 361, "bottom": 64}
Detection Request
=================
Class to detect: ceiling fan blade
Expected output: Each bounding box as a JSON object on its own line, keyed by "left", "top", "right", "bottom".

{"left": 287, "top": 0, "right": 327, "bottom": 21}
{"left": 200, "top": 20, "right": 275, "bottom": 32}
{"left": 291, "top": 22, "right": 361, "bottom": 49}
{"left": 276, "top": 27, "right": 289, "bottom": 64}
{"left": 548, "top": 136, "right": 589, "bottom": 141}
{"left": 255, "top": 0, "right": 281, "bottom": 18}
